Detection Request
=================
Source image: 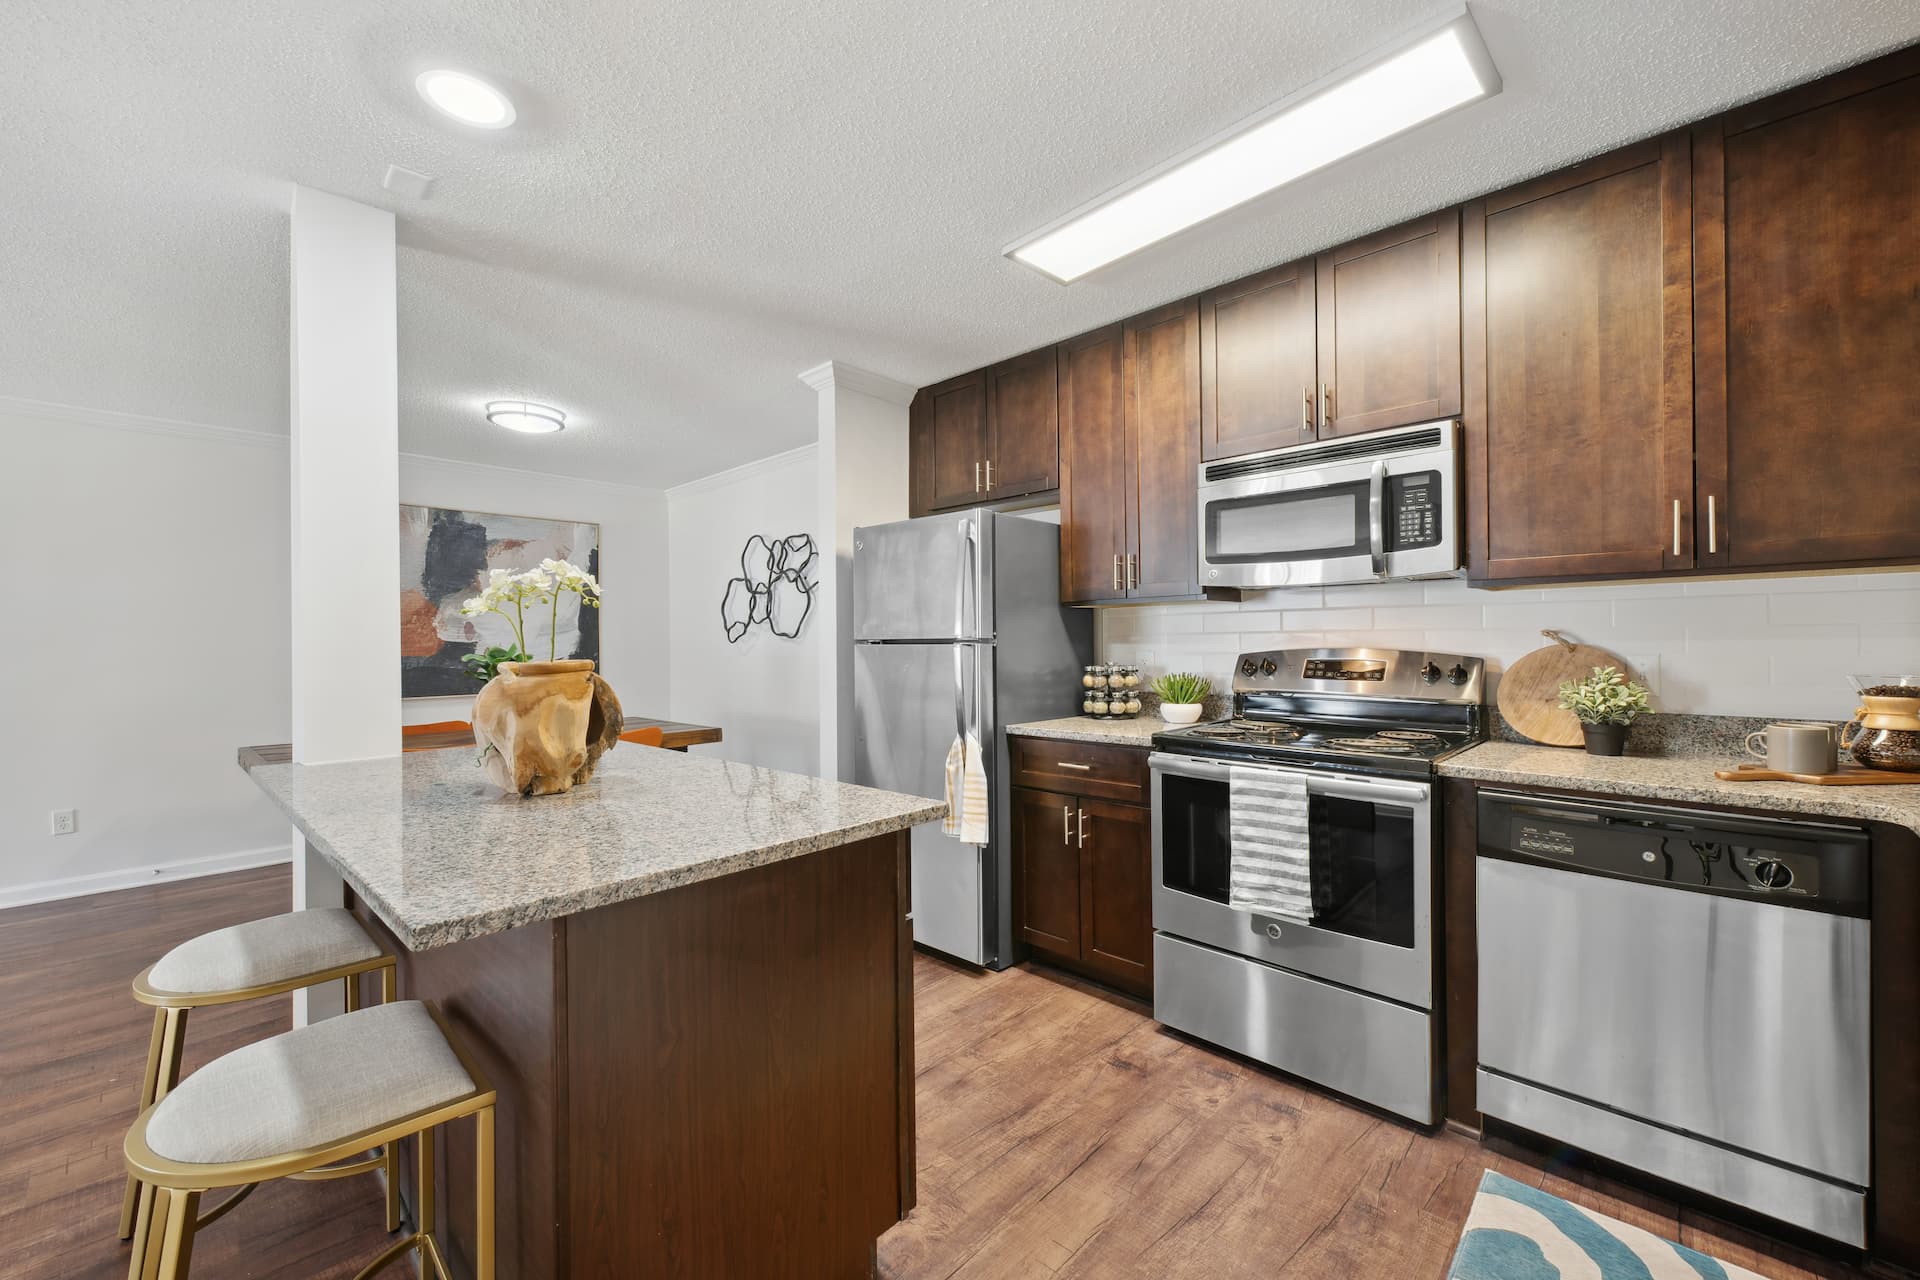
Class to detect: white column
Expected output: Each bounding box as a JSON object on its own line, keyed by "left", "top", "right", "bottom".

{"left": 288, "top": 186, "right": 400, "bottom": 1022}
{"left": 799, "top": 362, "right": 913, "bottom": 782}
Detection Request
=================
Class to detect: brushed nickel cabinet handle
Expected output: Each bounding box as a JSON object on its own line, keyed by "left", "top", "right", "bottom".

{"left": 1063, "top": 804, "right": 1073, "bottom": 843}
{"left": 1127, "top": 553, "right": 1137, "bottom": 588}
{"left": 1707, "top": 495, "right": 1718, "bottom": 554}
{"left": 1302, "top": 386, "right": 1313, "bottom": 435}
{"left": 1076, "top": 808, "right": 1088, "bottom": 848}
{"left": 1056, "top": 761, "right": 1093, "bottom": 771}
{"left": 985, "top": 459, "right": 994, "bottom": 491}
{"left": 1113, "top": 554, "right": 1121, "bottom": 592}
{"left": 974, "top": 461, "right": 982, "bottom": 493}
{"left": 1320, "top": 382, "right": 1333, "bottom": 426}
{"left": 1672, "top": 499, "right": 1681, "bottom": 557}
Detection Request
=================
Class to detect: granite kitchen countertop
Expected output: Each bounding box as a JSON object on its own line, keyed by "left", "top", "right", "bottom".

{"left": 1440, "top": 741, "right": 1920, "bottom": 838}
{"left": 245, "top": 746, "right": 945, "bottom": 950}
{"left": 1006, "top": 716, "right": 1171, "bottom": 746}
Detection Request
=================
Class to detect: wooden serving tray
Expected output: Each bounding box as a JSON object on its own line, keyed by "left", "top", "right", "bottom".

{"left": 1715, "top": 764, "right": 1920, "bottom": 786}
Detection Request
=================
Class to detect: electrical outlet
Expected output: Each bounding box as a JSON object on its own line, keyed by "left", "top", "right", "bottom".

{"left": 51, "top": 809, "right": 77, "bottom": 836}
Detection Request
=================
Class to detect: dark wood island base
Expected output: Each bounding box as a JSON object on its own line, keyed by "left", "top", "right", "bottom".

{"left": 352, "top": 830, "right": 913, "bottom": 1279}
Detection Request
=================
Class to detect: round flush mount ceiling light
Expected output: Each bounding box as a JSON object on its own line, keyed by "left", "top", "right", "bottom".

{"left": 485, "top": 400, "right": 566, "bottom": 434}
{"left": 415, "top": 68, "right": 516, "bottom": 128}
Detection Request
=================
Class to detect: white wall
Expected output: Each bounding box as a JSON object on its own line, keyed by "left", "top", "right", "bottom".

{"left": 0, "top": 399, "right": 671, "bottom": 906}
{"left": 667, "top": 446, "right": 822, "bottom": 774}
{"left": 398, "top": 453, "right": 669, "bottom": 727}
{"left": 1101, "top": 572, "right": 1920, "bottom": 721}
{"left": 0, "top": 403, "right": 294, "bottom": 905}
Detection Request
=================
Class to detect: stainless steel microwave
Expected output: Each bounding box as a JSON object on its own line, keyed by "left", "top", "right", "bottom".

{"left": 1196, "top": 420, "right": 1461, "bottom": 589}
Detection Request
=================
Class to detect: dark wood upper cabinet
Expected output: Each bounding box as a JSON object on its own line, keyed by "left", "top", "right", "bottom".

{"left": 984, "top": 346, "right": 1060, "bottom": 500}
{"left": 1694, "top": 56, "right": 1920, "bottom": 571}
{"left": 1200, "top": 259, "right": 1318, "bottom": 460}
{"left": 914, "top": 369, "right": 988, "bottom": 513}
{"left": 1463, "top": 137, "right": 1695, "bottom": 583}
{"left": 1013, "top": 786, "right": 1080, "bottom": 955}
{"left": 1058, "top": 324, "right": 1129, "bottom": 604}
{"left": 1315, "top": 211, "right": 1463, "bottom": 439}
{"left": 1123, "top": 297, "right": 1203, "bottom": 601}
{"left": 1077, "top": 799, "right": 1152, "bottom": 994}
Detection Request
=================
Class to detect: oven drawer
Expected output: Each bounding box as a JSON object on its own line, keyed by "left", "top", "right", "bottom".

{"left": 1010, "top": 736, "right": 1148, "bottom": 804}
{"left": 1154, "top": 932, "right": 1436, "bottom": 1123}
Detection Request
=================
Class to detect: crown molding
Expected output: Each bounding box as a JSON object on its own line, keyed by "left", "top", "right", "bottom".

{"left": 795, "top": 361, "right": 916, "bottom": 405}
{"left": 666, "top": 442, "right": 818, "bottom": 499}
{"left": 0, "top": 394, "right": 286, "bottom": 449}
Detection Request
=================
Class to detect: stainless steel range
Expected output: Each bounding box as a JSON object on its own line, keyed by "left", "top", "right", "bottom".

{"left": 1149, "top": 646, "right": 1485, "bottom": 1124}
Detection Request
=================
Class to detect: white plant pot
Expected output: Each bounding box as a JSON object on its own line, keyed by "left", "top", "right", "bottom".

{"left": 1160, "top": 703, "right": 1204, "bottom": 725}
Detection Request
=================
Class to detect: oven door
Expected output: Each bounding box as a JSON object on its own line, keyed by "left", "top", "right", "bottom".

{"left": 1149, "top": 753, "right": 1433, "bottom": 1009}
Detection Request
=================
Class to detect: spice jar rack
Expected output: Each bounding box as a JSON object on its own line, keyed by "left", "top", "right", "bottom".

{"left": 1080, "top": 664, "right": 1142, "bottom": 719}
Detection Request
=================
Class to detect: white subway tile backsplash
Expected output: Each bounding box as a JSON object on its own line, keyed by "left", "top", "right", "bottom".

{"left": 1095, "top": 569, "right": 1919, "bottom": 717}
{"left": 1281, "top": 608, "right": 1373, "bottom": 630}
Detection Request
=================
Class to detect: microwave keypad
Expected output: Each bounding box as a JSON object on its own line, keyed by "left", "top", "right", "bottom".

{"left": 1388, "top": 473, "right": 1442, "bottom": 550}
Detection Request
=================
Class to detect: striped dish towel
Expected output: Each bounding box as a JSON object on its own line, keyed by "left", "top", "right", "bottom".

{"left": 942, "top": 731, "right": 989, "bottom": 845}
{"left": 1228, "top": 766, "right": 1314, "bottom": 922}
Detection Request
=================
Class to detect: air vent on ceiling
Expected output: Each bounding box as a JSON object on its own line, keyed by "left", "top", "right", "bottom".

{"left": 1204, "top": 426, "right": 1446, "bottom": 483}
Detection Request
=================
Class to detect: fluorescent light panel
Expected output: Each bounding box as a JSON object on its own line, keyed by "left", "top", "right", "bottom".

{"left": 1007, "top": 10, "right": 1501, "bottom": 282}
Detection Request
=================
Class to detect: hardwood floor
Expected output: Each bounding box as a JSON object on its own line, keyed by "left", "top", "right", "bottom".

{"left": 1, "top": 868, "right": 1867, "bottom": 1279}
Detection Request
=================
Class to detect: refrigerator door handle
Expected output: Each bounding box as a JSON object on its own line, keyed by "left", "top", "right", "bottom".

{"left": 952, "top": 517, "right": 977, "bottom": 740}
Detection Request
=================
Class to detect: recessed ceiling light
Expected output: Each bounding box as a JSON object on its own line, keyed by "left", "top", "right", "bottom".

{"left": 1005, "top": 7, "right": 1501, "bottom": 283}
{"left": 485, "top": 401, "right": 565, "bottom": 434}
{"left": 415, "top": 68, "right": 516, "bottom": 129}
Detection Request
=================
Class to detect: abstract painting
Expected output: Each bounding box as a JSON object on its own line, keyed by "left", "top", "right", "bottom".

{"left": 399, "top": 505, "right": 601, "bottom": 697}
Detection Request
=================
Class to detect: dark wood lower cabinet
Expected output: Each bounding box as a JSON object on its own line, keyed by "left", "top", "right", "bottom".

{"left": 1078, "top": 799, "right": 1153, "bottom": 993}
{"left": 352, "top": 832, "right": 914, "bottom": 1279}
{"left": 1012, "top": 768, "right": 1154, "bottom": 999}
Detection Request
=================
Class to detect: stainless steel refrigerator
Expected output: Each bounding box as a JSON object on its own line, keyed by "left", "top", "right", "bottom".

{"left": 852, "top": 509, "right": 1093, "bottom": 968}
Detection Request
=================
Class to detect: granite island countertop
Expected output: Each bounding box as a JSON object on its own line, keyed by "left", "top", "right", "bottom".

{"left": 1006, "top": 716, "right": 1170, "bottom": 746}
{"left": 245, "top": 746, "right": 946, "bottom": 949}
{"left": 1440, "top": 741, "right": 1920, "bottom": 838}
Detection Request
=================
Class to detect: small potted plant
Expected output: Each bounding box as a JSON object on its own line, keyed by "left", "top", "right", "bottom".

{"left": 1557, "top": 665, "right": 1651, "bottom": 756}
{"left": 1151, "top": 672, "right": 1213, "bottom": 725}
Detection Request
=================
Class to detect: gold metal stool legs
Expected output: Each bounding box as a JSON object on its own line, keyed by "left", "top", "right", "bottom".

{"left": 121, "top": 1007, "right": 188, "bottom": 1244}
{"left": 123, "top": 954, "right": 399, "bottom": 1274}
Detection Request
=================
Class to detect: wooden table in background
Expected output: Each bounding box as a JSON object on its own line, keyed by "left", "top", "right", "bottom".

{"left": 238, "top": 716, "right": 721, "bottom": 769}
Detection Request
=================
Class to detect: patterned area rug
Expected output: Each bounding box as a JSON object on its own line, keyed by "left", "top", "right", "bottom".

{"left": 1448, "top": 1172, "right": 1765, "bottom": 1279}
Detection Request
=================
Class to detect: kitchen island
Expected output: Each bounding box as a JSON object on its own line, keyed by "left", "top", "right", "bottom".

{"left": 243, "top": 743, "right": 944, "bottom": 1279}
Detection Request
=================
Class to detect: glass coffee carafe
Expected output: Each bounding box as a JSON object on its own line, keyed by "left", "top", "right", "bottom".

{"left": 1842, "top": 675, "right": 1920, "bottom": 772}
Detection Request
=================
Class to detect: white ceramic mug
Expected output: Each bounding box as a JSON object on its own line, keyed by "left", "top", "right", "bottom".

{"left": 1744, "top": 721, "right": 1839, "bottom": 775}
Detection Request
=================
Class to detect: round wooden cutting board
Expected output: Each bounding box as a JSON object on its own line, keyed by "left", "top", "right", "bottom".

{"left": 1497, "top": 632, "right": 1627, "bottom": 747}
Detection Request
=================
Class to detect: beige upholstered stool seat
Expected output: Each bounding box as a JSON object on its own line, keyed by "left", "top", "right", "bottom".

{"left": 145, "top": 907, "right": 383, "bottom": 996}
{"left": 144, "top": 1001, "right": 474, "bottom": 1165}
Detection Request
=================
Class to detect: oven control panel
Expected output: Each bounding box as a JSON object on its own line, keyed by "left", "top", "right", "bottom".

{"left": 1387, "top": 472, "right": 1442, "bottom": 550}
{"left": 1302, "top": 658, "right": 1386, "bottom": 682}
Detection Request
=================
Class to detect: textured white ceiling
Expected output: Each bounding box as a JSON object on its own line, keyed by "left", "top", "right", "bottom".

{"left": 5, "top": 1, "right": 1917, "bottom": 487}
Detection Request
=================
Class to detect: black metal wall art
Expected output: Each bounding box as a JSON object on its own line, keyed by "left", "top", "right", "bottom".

{"left": 721, "top": 533, "right": 817, "bottom": 643}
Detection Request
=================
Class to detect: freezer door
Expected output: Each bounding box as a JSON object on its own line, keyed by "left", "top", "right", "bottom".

{"left": 853, "top": 510, "right": 993, "bottom": 641}
{"left": 852, "top": 640, "right": 996, "bottom": 965}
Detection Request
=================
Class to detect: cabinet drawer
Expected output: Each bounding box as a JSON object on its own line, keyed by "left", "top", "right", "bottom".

{"left": 1010, "top": 736, "right": 1149, "bottom": 803}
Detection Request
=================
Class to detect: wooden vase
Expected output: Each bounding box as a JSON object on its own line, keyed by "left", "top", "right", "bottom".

{"left": 472, "top": 660, "right": 625, "bottom": 796}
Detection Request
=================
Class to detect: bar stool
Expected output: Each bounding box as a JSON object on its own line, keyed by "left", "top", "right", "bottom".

{"left": 123, "top": 999, "right": 495, "bottom": 1280}
{"left": 123, "top": 908, "right": 399, "bottom": 1249}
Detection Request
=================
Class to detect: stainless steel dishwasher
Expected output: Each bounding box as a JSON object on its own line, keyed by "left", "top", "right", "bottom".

{"left": 1475, "top": 791, "right": 1871, "bottom": 1245}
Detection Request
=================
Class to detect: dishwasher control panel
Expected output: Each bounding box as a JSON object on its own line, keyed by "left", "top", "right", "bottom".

{"left": 1478, "top": 792, "right": 1870, "bottom": 915}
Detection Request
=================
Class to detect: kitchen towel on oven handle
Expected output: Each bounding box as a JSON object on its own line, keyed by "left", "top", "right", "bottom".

{"left": 1227, "top": 766, "right": 1314, "bottom": 922}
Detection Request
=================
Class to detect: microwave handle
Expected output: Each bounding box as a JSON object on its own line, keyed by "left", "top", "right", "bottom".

{"left": 1367, "top": 459, "right": 1387, "bottom": 579}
